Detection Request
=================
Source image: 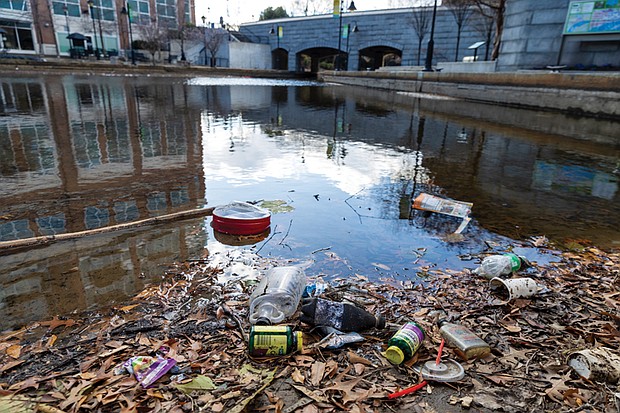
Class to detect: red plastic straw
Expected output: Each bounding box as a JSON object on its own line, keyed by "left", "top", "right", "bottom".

{"left": 388, "top": 380, "right": 427, "bottom": 399}
{"left": 435, "top": 338, "right": 445, "bottom": 365}
{"left": 387, "top": 338, "right": 447, "bottom": 400}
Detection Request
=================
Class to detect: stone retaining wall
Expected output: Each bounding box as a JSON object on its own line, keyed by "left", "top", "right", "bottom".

{"left": 318, "top": 71, "right": 620, "bottom": 119}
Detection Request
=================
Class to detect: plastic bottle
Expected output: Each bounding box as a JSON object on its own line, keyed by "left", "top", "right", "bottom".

{"left": 472, "top": 253, "right": 522, "bottom": 279}
{"left": 248, "top": 325, "right": 303, "bottom": 357}
{"left": 437, "top": 319, "right": 491, "bottom": 361}
{"left": 299, "top": 297, "right": 386, "bottom": 333}
{"left": 249, "top": 266, "right": 306, "bottom": 325}
{"left": 383, "top": 322, "right": 426, "bottom": 365}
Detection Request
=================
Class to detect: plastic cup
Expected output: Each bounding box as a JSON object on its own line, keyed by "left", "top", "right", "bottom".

{"left": 567, "top": 347, "right": 620, "bottom": 384}
{"left": 489, "top": 277, "right": 540, "bottom": 303}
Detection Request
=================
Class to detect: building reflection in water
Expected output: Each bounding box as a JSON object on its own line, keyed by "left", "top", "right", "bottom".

{"left": 0, "top": 75, "right": 206, "bottom": 330}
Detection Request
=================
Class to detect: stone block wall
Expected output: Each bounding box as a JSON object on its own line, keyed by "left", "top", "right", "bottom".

{"left": 499, "top": 0, "right": 620, "bottom": 70}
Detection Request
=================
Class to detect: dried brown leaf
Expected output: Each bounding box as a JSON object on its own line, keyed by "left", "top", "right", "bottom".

{"left": 310, "top": 362, "right": 325, "bottom": 387}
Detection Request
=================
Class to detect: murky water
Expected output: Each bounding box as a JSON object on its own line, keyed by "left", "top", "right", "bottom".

{"left": 0, "top": 74, "right": 618, "bottom": 330}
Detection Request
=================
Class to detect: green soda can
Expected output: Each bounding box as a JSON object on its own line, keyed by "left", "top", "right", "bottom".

{"left": 384, "top": 321, "right": 426, "bottom": 364}
{"left": 248, "top": 325, "right": 303, "bottom": 357}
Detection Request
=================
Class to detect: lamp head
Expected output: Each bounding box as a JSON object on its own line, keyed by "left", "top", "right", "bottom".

{"left": 347, "top": 1, "right": 357, "bottom": 12}
{"left": 201, "top": 15, "right": 206, "bottom": 24}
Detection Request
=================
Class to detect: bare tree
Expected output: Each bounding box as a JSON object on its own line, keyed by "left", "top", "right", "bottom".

{"left": 469, "top": 0, "right": 506, "bottom": 60}
{"left": 410, "top": 1, "right": 434, "bottom": 66}
{"left": 290, "top": 0, "right": 331, "bottom": 16}
{"left": 472, "top": 5, "right": 494, "bottom": 60}
{"left": 204, "top": 28, "right": 227, "bottom": 67}
{"left": 139, "top": 22, "right": 166, "bottom": 64}
{"left": 444, "top": 0, "right": 474, "bottom": 61}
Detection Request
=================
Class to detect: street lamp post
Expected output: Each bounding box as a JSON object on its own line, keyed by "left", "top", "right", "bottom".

{"left": 0, "top": 28, "right": 6, "bottom": 51}
{"left": 201, "top": 15, "right": 208, "bottom": 66}
{"left": 269, "top": 25, "right": 282, "bottom": 69}
{"left": 121, "top": 3, "right": 135, "bottom": 64}
{"left": 87, "top": 0, "right": 100, "bottom": 59}
{"left": 423, "top": 0, "right": 438, "bottom": 72}
{"left": 336, "top": 1, "right": 356, "bottom": 71}
{"left": 95, "top": 2, "right": 106, "bottom": 57}
{"left": 180, "top": 25, "right": 186, "bottom": 61}
{"left": 345, "top": 22, "right": 358, "bottom": 70}
{"left": 62, "top": 4, "right": 70, "bottom": 33}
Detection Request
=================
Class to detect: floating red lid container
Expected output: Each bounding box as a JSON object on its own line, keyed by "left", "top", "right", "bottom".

{"left": 211, "top": 201, "right": 271, "bottom": 235}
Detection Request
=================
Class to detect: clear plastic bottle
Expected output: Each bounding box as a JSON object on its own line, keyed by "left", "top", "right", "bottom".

{"left": 438, "top": 319, "right": 491, "bottom": 361}
{"left": 472, "top": 253, "right": 522, "bottom": 279}
{"left": 249, "top": 266, "right": 306, "bottom": 325}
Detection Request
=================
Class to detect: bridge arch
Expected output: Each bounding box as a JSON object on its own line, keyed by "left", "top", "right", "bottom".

{"left": 272, "top": 48, "right": 289, "bottom": 70}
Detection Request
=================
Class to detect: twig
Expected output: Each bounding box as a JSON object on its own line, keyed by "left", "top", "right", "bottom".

{"left": 525, "top": 350, "right": 539, "bottom": 376}
{"left": 277, "top": 219, "right": 294, "bottom": 246}
{"left": 311, "top": 246, "right": 332, "bottom": 254}
{"left": 0, "top": 207, "right": 214, "bottom": 251}
{"left": 219, "top": 303, "right": 247, "bottom": 344}
{"left": 255, "top": 225, "right": 281, "bottom": 254}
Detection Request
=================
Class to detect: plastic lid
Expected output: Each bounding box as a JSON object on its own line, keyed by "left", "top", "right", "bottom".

{"left": 384, "top": 346, "right": 405, "bottom": 364}
{"left": 418, "top": 359, "right": 465, "bottom": 382}
{"left": 295, "top": 331, "right": 303, "bottom": 352}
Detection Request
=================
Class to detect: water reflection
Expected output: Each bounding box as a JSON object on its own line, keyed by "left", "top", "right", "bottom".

{"left": 1, "top": 74, "right": 619, "bottom": 331}
{"left": 0, "top": 75, "right": 206, "bottom": 329}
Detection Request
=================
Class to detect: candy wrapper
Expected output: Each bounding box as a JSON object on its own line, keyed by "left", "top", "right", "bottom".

{"left": 118, "top": 355, "right": 176, "bottom": 388}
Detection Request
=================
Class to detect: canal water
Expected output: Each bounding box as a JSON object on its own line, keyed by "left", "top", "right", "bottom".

{"left": 0, "top": 74, "right": 618, "bottom": 330}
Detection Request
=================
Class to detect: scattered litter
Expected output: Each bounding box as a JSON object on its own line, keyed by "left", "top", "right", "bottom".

{"left": 472, "top": 253, "right": 523, "bottom": 279}
{"left": 567, "top": 347, "right": 620, "bottom": 384}
{"left": 489, "top": 277, "right": 544, "bottom": 303}
{"left": 383, "top": 321, "right": 425, "bottom": 365}
{"left": 300, "top": 297, "right": 385, "bottom": 333}
{"left": 117, "top": 355, "right": 176, "bottom": 388}
{"left": 249, "top": 266, "right": 306, "bottom": 325}
{"left": 314, "top": 327, "right": 365, "bottom": 350}
{"left": 412, "top": 193, "right": 472, "bottom": 234}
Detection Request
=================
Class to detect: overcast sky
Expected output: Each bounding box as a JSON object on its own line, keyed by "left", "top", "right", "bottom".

{"left": 196, "top": 0, "right": 413, "bottom": 26}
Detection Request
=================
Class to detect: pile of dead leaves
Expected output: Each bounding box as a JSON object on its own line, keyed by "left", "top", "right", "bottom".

{"left": 0, "top": 245, "right": 619, "bottom": 413}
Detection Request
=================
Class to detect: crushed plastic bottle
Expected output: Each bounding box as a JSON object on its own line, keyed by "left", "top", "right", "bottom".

{"left": 248, "top": 266, "right": 306, "bottom": 325}
{"left": 472, "top": 253, "right": 522, "bottom": 279}
{"left": 300, "top": 297, "right": 386, "bottom": 333}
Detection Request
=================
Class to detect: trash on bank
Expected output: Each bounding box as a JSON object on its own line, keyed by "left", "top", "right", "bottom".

{"left": 567, "top": 347, "right": 620, "bottom": 384}
{"left": 248, "top": 266, "right": 306, "bottom": 325}
{"left": 248, "top": 325, "right": 303, "bottom": 357}
{"left": 412, "top": 193, "right": 472, "bottom": 234}
{"left": 438, "top": 318, "right": 491, "bottom": 361}
{"left": 303, "top": 281, "right": 330, "bottom": 298}
{"left": 117, "top": 355, "right": 177, "bottom": 388}
{"left": 313, "top": 326, "right": 365, "bottom": 350}
{"left": 383, "top": 321, "right": 425, "bottom": 365}
{"left": 212, "top": 201, "right": 271, "bottom": 235}
{"left": 473, "top": 253, "right": 523, "bottom": 279}
{"left": 489, "top": 277, "right": 544, "bottom": 303}
{"left": 300, "top": 297, "right": 385, "bottom": 333}
{"left": 415, "top": 358, "right": 465, "bottom": 382}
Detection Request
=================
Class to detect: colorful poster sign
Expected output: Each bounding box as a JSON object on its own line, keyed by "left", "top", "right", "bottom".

{"left": 333, "top": 0, "right": 341, "bottom": 17}
{"left": 563, "top": 0, "right": 620, "bottom": 34}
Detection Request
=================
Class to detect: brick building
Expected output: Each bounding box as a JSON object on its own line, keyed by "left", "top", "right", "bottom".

{"left": 0, "top": 0, "right": 195, "bottom": 58}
